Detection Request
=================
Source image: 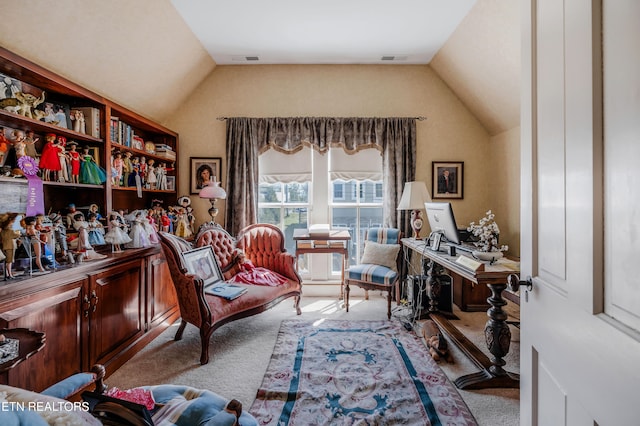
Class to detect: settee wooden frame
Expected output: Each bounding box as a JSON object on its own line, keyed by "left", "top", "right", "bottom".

{"left": 159, "top": 223, "right": 302, "bottom": 365}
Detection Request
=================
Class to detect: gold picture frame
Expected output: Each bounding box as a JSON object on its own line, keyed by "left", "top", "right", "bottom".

{"left": 190, "top": 157, "right": 222, "bottom": 194}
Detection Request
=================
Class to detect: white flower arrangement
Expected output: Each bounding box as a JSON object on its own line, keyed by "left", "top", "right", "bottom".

{"left": 467, "top": 210, "right": 509, "bottom": 253}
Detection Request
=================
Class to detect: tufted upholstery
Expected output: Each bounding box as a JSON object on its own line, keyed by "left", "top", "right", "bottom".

{"left": 159, "top": 224, "right": 302, "bottom": 365}
{"left": 344, "top": 228, "right": 402, "bottom": 320}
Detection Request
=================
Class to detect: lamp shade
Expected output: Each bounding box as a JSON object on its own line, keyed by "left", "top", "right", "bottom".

{"left": 199, "top": 177, "right": 227, "bottom": 200}
{"left": 396, "top": 181, "right": 430, "bottom": 210}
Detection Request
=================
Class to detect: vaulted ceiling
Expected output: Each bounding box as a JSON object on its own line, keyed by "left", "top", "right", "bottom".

{"left": 0, "top": 0, "right": 519, "bottom": 136}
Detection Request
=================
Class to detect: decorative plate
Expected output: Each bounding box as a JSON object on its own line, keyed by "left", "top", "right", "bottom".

{"left": 144, "top": 141, "right": 156, "bottom": 154}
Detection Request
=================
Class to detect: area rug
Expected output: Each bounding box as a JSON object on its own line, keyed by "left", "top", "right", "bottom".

{"left": 249, "top": 319, "right": 477, "bottom": 425}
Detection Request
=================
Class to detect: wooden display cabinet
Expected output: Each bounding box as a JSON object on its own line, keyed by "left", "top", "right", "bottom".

{"left": 0, "top": 48, "right": 180, "bottom": 391}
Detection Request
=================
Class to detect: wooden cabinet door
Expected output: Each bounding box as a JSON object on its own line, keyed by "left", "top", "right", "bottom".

{"left": 87, "top": 259, "right": 145, "bottom": 369}
{"left": 0, "top": 280, "right": 85, "bottom": 392}
{"left": 146, "top": 253, "right": 178, "bottom": 330}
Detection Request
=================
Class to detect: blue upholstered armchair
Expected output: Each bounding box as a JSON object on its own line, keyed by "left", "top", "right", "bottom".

{"left": 344, "top": 228, "right": 402, "bottom": 319}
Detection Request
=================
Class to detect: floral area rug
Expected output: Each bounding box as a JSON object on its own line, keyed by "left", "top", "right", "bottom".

{"left": 249, "top": 319, "right": 477, "bottom": 425}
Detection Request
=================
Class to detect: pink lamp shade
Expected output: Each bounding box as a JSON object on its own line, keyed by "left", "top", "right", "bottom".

{"left": 199, "top": 177, "right": 227, "bottom": 224}
{"left": 199, "top": 177, "right": 227, "bottom": 200}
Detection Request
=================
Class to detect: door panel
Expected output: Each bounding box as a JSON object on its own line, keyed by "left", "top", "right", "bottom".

{"left": 522, "top": 1, "right": 640, "bottom": 425}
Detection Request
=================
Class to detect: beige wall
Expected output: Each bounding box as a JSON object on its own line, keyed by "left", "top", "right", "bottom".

{"left": 167, "top": 64, "right": 519, "bottom": 254}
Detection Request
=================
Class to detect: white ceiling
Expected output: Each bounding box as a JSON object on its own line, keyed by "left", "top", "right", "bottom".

{"left": 170, "top": 0, "right": 477, "bottom": 65}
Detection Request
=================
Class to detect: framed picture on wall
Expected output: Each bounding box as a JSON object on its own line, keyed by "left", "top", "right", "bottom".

{"left": 190, "top": 157, "right": 222, "bottom": 194}
{"left": 432, "top": 161, "right": 464, "bottom": 199}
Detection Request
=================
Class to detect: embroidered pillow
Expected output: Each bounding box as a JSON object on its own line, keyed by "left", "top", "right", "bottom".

{"left": 360, "top": 241, "right": 400, "bottom": 271}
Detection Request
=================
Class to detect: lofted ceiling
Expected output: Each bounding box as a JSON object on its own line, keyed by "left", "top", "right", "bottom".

{"left": 170, "top": 0, "right": 477, "bottom": 65}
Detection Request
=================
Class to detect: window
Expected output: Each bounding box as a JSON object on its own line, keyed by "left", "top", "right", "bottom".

{"left": 259, "top": 146, "right": 383, "bottom": 281}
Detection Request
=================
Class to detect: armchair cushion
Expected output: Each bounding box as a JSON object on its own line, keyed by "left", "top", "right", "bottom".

{"left": 359, "top": 241, "right": 401, "bottom": 271}
{"left": 0, "top": 384, "right": 101, "bottom": 425}
{"left": 346, "top": 264, "right": 398, "bottom": 286}
{"left": 41, "top": 372, "right": 98, "bottom": 400}
{"left": 145, "top": 384, "right": 257, "bottom": 426}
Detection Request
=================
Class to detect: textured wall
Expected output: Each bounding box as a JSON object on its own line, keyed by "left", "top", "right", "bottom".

{"left": 0, "top": 0, "right": 216, "bottom": 125}
{"left": 166, "top": 64, "right": 521, "bottom": 253}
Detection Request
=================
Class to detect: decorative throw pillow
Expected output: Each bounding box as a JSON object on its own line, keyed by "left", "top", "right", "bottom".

{"left": 360, "top": 241, "right": 400, "bottom": 271}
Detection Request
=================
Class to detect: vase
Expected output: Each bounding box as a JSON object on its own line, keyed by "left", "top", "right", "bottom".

{"left": 472, "top": 250, "right": 503, "bottom": 262}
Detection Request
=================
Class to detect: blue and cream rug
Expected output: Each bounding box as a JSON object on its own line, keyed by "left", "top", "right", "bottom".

{"left": 249, "top": 319, "right": 478, "bottom": 425}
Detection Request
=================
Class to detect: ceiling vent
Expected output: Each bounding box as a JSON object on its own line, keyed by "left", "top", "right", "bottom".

{"left": 231, "top": 55, "right": 260, "bottom": 62}
{"left": 381, "top": 55, "right": 408, "bottom": 61}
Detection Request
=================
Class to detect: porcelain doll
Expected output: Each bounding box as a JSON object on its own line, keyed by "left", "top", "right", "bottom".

{"left": 80, "top": 145, "right": 107, "bottom": 184}
{"left": 11, "top": 129, "right": 26, "bottom": 160}
{"left": 87, "top": 212, "right": 106, "bottom": 246}
{"left": 139, "top": 156, "right": 147, "bottom": 185}
{"left": 24, "top": 130, "right": 39, "bottom": 159}
{"left": 67, "top": 142, "right": 81, "bottom": 183}
{"left": 174, "top": 207, "right": 193, "bottom": 239}
{"left": 104, "top": 211, "right": 131, "bottom": 252}
{"left": 146, "top": 159, "right": 157, "bottom": 189}
{"left": 50, "top": 213, "right": 73, "bottom": 264}
{"left": 122, "top": 151, "right": 133, "bottom": 187}
{"left": 112, "top": 151, "right": 124, "bottom": 186}
{"left": 73, "top": 212, "right": 92, "bottom": 253}
{"left": 126, "top": 211, "right": 150, "bottom": 248}
{"left": 24, "top": 216, "right": 47, "bottom": 272}
{"left": 1, "top": 213, "right": 21, "bottom": 278}
{"left": 39, "top": 133, "right": 61, "bottom": 181}
{"left": 155, "top": 162, "right": 167, "bottom": 190}
{"left": 142, "top": 213, "right": 159, "bottom": 244}
{"left": 56, "top": 135, "right": 69, "bottom": 182}
{"left": 88, "top": 203, "right": 102, "bottom": 221}
{"left": 127, "top": 156, "right": 140, "bottom": 187}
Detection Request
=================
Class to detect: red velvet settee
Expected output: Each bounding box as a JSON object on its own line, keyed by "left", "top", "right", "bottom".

{"left": 159, "top": 223, "right": 302, "bottom": 365}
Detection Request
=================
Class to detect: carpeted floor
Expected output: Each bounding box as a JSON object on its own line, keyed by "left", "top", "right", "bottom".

{"left": 107, "top": 294, "right": 519, "bottom": 425}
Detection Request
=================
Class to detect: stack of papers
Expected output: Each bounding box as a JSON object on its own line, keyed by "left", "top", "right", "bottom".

{"left": 205, "top": 283, "right": 247, "bottom": 300}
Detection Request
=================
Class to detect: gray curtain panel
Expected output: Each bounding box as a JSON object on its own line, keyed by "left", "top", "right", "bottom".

{"left": 225, "top": 117, "right": 416, "bottom": 237}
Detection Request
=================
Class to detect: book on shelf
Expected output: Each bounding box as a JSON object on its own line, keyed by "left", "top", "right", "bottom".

{"left": 110, "top": 116, "right": 120, "bottom": 144}
{"left": 204, "top": 283, "right": 247, "bottom": 300}
{"left": 75, "top": 107, "right": 100, "bottom": 138}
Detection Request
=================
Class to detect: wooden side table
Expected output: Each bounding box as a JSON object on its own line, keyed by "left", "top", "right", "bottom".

{"left": 293, "top": 229, "right": 351, "bottom": 299}
{"left": 0, "top": 328, "right": 46, "bottom": 373}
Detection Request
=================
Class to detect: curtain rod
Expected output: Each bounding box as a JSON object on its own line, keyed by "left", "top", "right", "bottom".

{"left": 216, "top": 116, "right": 426, "bottom": 121}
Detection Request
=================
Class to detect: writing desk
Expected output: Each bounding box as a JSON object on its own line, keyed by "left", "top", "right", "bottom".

{"left": 402, "top": 238, "right": 520, "bottom": 390}
{"left": 293, "top": 229, "right": 351, "bottom": 299}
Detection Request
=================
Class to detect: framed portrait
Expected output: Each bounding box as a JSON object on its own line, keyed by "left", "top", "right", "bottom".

{"left": 432, "top": 161, "right": 464, "bottom": 199}
{"left": 166, "top": 176, "right": 176, "bottom": 191}
{"left": 190, "top": 157, "right": 222, "bottom": 194}
{"left": 182, "top": 246, "right": 223, "bottom": 288}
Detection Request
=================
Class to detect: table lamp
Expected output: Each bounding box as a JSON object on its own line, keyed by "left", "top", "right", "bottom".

{"left": 199, "top": 177, "right": 227, "bottom": 224}
{"left": 397, "top": 181, "right": 431, "bottom": 239}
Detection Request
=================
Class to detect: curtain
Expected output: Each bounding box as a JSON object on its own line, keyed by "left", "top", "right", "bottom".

{"left": 225, "top": 117, "right": 417, "bottom": 237}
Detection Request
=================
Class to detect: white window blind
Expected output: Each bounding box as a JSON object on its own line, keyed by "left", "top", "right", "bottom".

{"left": 259, "top": 147, "right": 312, "bottom": 184}
{"left": 329, "top": 148, "right": 382, "bottom": 181}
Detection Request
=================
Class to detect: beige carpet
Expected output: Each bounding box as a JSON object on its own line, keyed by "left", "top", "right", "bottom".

{"left": 107, "top": 294, "right": 519, "bottom": 426}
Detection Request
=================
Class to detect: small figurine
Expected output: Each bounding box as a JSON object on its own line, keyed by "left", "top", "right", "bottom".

{"left": 73, "top": 212, "right": 92, "bottom": 253}
{"left": 143, "top": 210, "right": 159, "bottom": 244}
{"left": 80, "top": 145, "right": 107, "bottom": 184}
{"left": 24, "top": 130, "right": 39, "bottom": 159}
{"left": 104, "top": 211, "right": 131, "bottom": 253}
{"left": 174, "top": 207, "right": 193, "bottom": 239}
{"left": 71, "top": 109, "right": 85, "bottom": 134}
{"left": 88, "top": 203, "right": 102, "bottom": 221}
{"left": 23, "top": 215, "right": 47, "bottom": 272}
{"left": 50, "top": 213, "right": 74, "bottom": 264}
{"left": 146, "top": 159, "right": 157, "bottom": 189}
{"left": 1, "top": 213, "right": 21, "bottom": 279}
{"left": 39, "top": 133, "right": 61, "bottom": 181}
{"left": 126, "top": 211, "right": 150, "bottom": 248}
{"left": 139, "top": 156, "right": 147, "bottom": 185}
{"left": 0, "top": 126, "right": 9, "bottom": 166}
{"left": 155, "top": 162, "right": 167, "bottom": 190}
{"left": 112, "top": 150, "right": 123, "bottom": 186}
{"left": 67, "top": 141, "right": 81, "bottom": 184}
{"left": 128, "top": 156, "right": 140, "bottom": 187}
{"left": 56, "top": 135, "right": 69, "bottom": 182}
{"left": 87, "top": 212, "right": 106, "bottom": 246}
{"left": 11, "top": 129, "right": 26, "bottom": 160}
{"left": 66, "top": 203, "right": 78, "bottom": 229}
{"left": 122, "top": 151, "right": 133, "bottom": 187}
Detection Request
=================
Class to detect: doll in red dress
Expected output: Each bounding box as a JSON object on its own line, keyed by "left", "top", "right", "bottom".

{"left": 67, "top": 141, "right": 81, "bottom": 183}
{"left": 39, "top": 133, "right": 62, "bottom": 181}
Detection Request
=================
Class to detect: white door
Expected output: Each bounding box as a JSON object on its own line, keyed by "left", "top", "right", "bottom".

{"left": 521, "top": 1, "right": 640, "bottom": 425}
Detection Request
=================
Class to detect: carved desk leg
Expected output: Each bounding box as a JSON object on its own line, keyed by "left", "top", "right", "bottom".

{"left": 452, "top": 282, "right": 519, "bottom": 390}
{"left": 425, "top": 259, "right": 443, "bottom": 313}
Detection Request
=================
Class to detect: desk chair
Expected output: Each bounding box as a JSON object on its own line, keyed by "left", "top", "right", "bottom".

{"left": 344, "top": 228, "right": 402, "bottom": 319}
